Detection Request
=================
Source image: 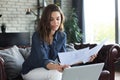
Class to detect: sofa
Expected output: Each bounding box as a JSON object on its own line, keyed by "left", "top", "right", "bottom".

{"left": 0, "top": 43, "right": 120, "bottom": 80}
{"left": 74, "top": 43, "right": 120, "bottom": 80}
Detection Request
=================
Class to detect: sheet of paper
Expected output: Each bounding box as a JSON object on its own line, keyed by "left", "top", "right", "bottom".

{"left": 58, "top": 39, "right": 107, "bottom": 65}
{"left": 58, "top": 47, "right": 89, "bottom": 65}
{"left": 82, "top": 39, "right": 107, "bottom": 63}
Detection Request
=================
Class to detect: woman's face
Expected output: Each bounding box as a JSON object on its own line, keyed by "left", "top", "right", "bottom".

{"left": 50, "top": 11, "right": 61, "bottom": 32}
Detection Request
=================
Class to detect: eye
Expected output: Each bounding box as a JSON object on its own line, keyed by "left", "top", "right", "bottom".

{"left": 57, "top": 17, "right": 61, "bottom": 21}
{"left": 57, "top": 18, "right": 60, "bottom": 21}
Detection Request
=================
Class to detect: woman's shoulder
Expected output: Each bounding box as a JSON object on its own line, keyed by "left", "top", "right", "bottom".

{"left": 32, "top": 31, "right": 42, "bottom": 40}
{"left": 57, "top": 31, "right": 66, "bottom": 38}
{"left": 55, "top": 31, "right": 66, "bottom": 42}
{"left": 32, "top": 31, "right": 38, "bottom": 35}
{"left": 32, "top": 31, "right": 39, "bottom": 37}
{"left": 31, "top": 31, "right": 44, "bottom": 45}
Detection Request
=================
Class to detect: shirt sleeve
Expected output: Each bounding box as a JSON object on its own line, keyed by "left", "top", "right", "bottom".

{"left": 59, "top": 32, "right": 67, "bottom": 52}
{"left": 31, "top": 32, "right": 54, "bottom": 69}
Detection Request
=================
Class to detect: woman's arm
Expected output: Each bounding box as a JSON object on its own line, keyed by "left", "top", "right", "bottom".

{"left": 46, "top": 62, "right": 69, "bottom": 72}
{"left": 31, "top": 32, "right": 55, "bottom": 68}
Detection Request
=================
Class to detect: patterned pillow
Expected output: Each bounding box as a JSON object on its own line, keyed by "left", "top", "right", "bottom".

{"left": 19, "top": 47, "right": 31, "bottom": 60}
{"left": 0, "top": 45, "right": 24, "bottom": 80}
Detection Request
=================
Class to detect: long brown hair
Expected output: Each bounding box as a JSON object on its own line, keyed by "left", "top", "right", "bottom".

{"left": 37, "top": 4, "right": 65, "bottom": 42}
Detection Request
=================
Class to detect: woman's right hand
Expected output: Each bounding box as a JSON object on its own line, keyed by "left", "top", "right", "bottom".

{"left": 47, "top": 63, "right": 70, "bottom": 72}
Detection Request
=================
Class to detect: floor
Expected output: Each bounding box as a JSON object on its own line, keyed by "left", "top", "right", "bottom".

{"left": 115, "top": 72, "right": 120, "bottom": 80}
{"left": 115, "top": 61, "right": 120, "bottom": 80}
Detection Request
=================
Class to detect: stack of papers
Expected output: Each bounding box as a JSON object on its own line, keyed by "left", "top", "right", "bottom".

{"left": 58, "top": 39, "right": 107, "bottom": 65}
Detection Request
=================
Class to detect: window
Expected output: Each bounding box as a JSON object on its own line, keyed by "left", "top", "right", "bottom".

{"left": 118, "top": 0, "right": 120, "bottom": 43}
{"left": 84, "top": 0, "right": 115, "bottom": 43}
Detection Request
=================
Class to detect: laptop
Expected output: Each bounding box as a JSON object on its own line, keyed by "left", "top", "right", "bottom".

{"left": 62, "top": 63, "right": 104, "bottom": 80}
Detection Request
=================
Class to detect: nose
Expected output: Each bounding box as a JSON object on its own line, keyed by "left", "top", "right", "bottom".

{"left": 53, "top": 20, "right": 58, "bottom": 25}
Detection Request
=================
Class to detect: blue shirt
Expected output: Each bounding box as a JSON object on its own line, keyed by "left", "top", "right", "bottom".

{"left": 21, "top": 31, "right": 66, "bottom": 74}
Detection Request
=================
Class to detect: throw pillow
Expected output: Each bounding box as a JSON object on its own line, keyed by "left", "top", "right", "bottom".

{"left": 0, "top": 45, "right": 24, "bottom": 80}
{"left": 66, "top": 43, "right": 76, "bottom": 52}
{"left": 19, "top": 47, "right": 31, "bottom": 60}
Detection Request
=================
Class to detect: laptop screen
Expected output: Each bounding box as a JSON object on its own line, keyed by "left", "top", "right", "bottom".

{"left": 62, "top": 63, "right": 104, "bottom": 80}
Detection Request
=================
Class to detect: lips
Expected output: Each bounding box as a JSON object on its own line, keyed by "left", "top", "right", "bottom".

{"left": 51, "top": 26, "right": 59, "bottom": 31}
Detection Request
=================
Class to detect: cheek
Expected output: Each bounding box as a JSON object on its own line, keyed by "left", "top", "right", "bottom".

{"left": 50, "top": 21, "right": 54, "bottom": 25}
{"left": 50, "top": 21, "right": 61, "bottom": 26}
{"left": 57, "top": 20, "right": 62, "bottom": 26}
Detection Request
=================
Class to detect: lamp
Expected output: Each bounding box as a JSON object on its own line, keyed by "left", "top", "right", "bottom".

{"left": 25, "top": 0, "right": 47, "bottom": 30}
{"left": 25, "top": 0, "right": 47, "bottom": 19}
{"left": 25, "top": 8, "right": 38, "bottom": 16}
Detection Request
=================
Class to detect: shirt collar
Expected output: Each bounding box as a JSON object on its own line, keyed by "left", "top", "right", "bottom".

{"left": 43, "top": 31, "right": 59, "bottom": 47}
{"left": 53, "top": 31, "right": 59, "bottom": 41}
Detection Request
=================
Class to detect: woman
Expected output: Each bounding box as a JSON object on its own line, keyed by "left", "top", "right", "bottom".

{"left": 21, "top": 4, "right": 96, "bottom": 80}
{"left": 21, "top": 4, "right": 69, "bottom": 80}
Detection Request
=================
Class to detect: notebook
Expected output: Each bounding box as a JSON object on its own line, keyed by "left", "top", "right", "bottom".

{"left": 62, "top": 63, "right": 104, "bottom": 80}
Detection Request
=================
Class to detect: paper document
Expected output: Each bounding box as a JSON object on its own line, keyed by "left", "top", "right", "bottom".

{"left": 58, "top": 39, "right": 107, "bottom": 65}
{"left": 58, "top": 47, "right": 89, "bottom": 65}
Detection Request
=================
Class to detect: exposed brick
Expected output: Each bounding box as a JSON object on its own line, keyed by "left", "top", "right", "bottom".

{"left": 0, "top": 0, "right": 71, "bottom": 33}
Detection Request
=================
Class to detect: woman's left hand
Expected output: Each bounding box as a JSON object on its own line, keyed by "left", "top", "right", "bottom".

{"left": 89, "top": 54, "right": 97, "bottom": 62}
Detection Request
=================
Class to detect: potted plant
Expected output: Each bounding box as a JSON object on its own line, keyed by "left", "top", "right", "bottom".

{"left": 64, "top": 9, "right": 82, "bottom": 43}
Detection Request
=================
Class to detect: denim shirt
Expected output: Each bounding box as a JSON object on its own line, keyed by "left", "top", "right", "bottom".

{"left": 21, "top": 31, "right": 66, "bottom": 74}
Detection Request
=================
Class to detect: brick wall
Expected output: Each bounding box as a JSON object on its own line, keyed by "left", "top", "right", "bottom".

{"left": 0, "top": 0, "right": 72, "bottom": 33}
{"left": 62, "top": 0, "right": 72, "bottom": 19}
{"left": 0, "top": 0, "right": 35, "bottom": 33}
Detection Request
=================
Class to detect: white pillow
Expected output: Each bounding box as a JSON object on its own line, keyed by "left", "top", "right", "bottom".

{"left": 19, "top": 47, "right": 31, "bottom": 59}
{"left": 0, "top": 45, "right": 24, "bottom": 80}
{"left": 66, "top": 43, "right": 76, "bottom": 52}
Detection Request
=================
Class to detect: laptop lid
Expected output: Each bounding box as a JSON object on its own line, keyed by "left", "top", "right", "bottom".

{"left": 62, "top": 63, "right": 104, "bottom": 80}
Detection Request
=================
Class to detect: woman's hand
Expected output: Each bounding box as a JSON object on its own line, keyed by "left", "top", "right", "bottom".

{"left": 46, "top": 63, "right": 70, "bottom": 72}
{"left": 88, "top": 54, "right": 97, "bottom": 62}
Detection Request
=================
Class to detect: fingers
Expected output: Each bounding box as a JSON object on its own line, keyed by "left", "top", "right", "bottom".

{"left": 89, "top": 54, "right": 97, "bottom": 62}
{"left": 62, "top": 65, "right": 70, "bottom": 69}
{"left": 54, "top": 64, "right": 63, "bottom": 72}
{"left": 57, "top": 65, "right": 71, "bottom": 72}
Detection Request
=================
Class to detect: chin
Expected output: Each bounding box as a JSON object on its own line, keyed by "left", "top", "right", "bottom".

{"left": 53, "top": 28, "right": 59, "bottom": 31}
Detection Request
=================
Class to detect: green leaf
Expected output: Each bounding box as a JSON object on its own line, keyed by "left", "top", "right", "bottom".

{"left": 64, "top": 8, "right": 82, "bottom": 43}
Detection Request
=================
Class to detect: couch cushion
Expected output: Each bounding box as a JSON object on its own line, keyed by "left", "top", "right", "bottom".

{"left": 19, "top": 44, "right": 75, "bottom": 59}
{"left": 66, "top": 43, "right": 76, "bottom": 52}
{"left": 0, "top": 45, "right": 24, "bottom": 80}
{"left": 19, "top": 47, "right": 31, "bottom": 60}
